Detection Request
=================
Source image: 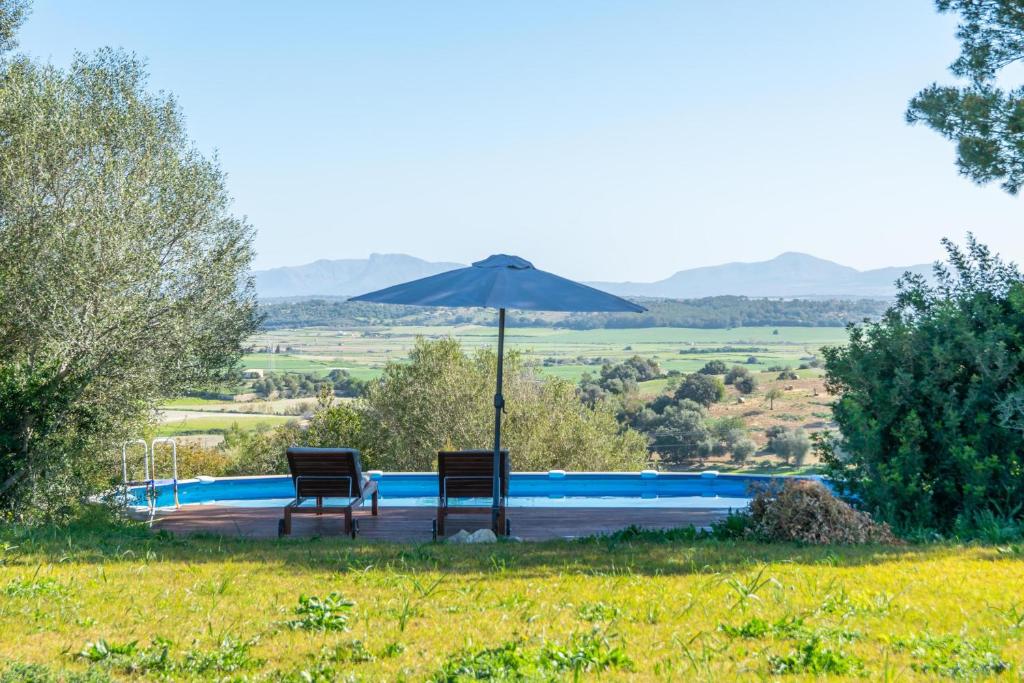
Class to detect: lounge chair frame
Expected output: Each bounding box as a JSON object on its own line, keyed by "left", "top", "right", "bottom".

{"left": 280, "top": 447, "right": 378, "bottom": 538}
{"left": 435, "top": 449, "right": 510, "bottom": 538}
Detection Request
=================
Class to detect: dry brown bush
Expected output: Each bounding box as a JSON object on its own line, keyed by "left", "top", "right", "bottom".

{"left": 748, "top": 479, "right": 898, "bottom": 544}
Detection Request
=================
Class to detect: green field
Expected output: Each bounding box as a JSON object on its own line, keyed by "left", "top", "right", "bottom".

{"left": 154, "top": 415, "right": 294, "bottom": 437}
{"left": 241, "top": 326, "right": 847, "bottom": 384}
{"left": 1, "top": 515, "right": 1021, "bottom": 681}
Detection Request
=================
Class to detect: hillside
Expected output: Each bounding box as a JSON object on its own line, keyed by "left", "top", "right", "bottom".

{"left": 254, "top": 253, "right": 464, "bottom": 298}
{"left": 254, "top": 252, "right": 931, "bottom": 300}
{"left": 587, "top": 252, "right": 932, "bottom": 298}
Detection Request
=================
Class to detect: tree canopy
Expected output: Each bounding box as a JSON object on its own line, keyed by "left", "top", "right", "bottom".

{"left": 908, "top": 0, "right": 1024, "bottom": 193}
{"left": 822, "top": 236, "right": 1024, "bottom": 531}
{"left": 357, "top": 338, "right": 649, "bottom": 472}
{"left": 0, "top": 48, "right": 258, "bottom": 519}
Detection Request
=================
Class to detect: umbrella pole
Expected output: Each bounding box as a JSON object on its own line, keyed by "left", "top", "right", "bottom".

{"left": 492, "top": 307, "right": 506, "bottom": 534}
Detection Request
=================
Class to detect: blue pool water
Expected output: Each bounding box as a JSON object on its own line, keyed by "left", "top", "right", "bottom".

{"left": 127, "top": 472, "right": 794, "bottom": 510}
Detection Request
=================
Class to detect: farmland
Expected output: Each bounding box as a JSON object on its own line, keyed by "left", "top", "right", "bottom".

{"left": 242, "top": 325, "right": 845, "bottom": 385}
{"left": 157, "top": 326, "right": 845, "bottom": 463}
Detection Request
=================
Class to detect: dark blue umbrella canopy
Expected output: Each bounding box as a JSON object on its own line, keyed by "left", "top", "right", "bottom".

{"left": 349, "top": 254, "right": 646, "bottom": 313}
{"left": 350, "top": 254, "right": 644, "bottom": 537}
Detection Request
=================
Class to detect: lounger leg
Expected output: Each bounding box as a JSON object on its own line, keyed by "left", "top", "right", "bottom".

{"left": 316, "top": 496, "right": 323, "bottom": 515}
{"left": 283, "top": 508, "right": 292, "bottom": 535}
{"left": 497, "top": 509, "right": 507, "bottom": 536}
{"left": 372, "top": 490, "right": 379, "bottom": 516}
{"left": 437, "top": 507, "right": 445, "bottom": 536}
{"left": 344, "top": 508, "right": 352, "bottom": 535}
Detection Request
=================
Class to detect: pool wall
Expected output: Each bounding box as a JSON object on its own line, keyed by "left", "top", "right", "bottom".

{"left": 128, "top": 471, "right": 805, "bottom": 510}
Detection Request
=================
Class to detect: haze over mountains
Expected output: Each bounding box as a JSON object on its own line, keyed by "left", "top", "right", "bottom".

{"left": 254, "top": 252, "right": 932, "bottom": 300}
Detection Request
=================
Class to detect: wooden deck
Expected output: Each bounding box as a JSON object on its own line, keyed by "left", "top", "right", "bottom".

{"left": 149, "top": 505, "right": 730, "bottom": 542}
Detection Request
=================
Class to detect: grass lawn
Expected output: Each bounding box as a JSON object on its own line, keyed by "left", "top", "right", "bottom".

{"left": 153, "top": 415, "right": 294, "bottom": 437}
{"left": 1, "top": 513, "right": 1021, "bottom": 681}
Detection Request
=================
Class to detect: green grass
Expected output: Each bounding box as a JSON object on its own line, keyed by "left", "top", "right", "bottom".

{"left": 160, "top": 397, "right": 232, "bottom": 408}
{"left": 154, "top": 415, "right": 294, "bottom": 437}
{"left": 241, "top": 326, "right": 848, "bottom": 385}
{"left": 1, "top": 511, "right": 1021, "bottom": 681}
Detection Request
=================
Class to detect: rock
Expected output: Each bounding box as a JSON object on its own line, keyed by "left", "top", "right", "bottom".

{"left": 447, "top": 529, "right": 471, "bottom": 544}
{"left": 466, "top": 528, "right": 498, "bottom": 544}
{"left": 446, "top": 528, "right": 500, "bottom": 544}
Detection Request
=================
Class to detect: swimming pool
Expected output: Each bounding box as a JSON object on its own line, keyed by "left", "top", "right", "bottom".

{"left": 127, "top": 471, "right": 795, "bottom": 511}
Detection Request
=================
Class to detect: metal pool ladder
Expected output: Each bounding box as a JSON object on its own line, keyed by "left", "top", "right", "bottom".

{"left": 121, "top": 439, "right": 154, "bottom": 513}
{"left": 150, "top": 437, "right": 181, "bottom": 509}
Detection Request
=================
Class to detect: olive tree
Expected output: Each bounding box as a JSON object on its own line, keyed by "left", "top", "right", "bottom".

{"left": 0, "top": 50, "right": 258, "bottom": 519}
{"left": 0, "top": 0, "right": 27, "bottom": 55}
{"left": 358, "top": 338, "right": 648, "bottom": 471}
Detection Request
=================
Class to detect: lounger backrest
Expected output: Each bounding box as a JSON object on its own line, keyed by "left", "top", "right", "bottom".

{"left": 438, "top": 449, "right": 509, "bottom": 501}
{"left": 286, "top": 447, "right": 365, "bottom": 499}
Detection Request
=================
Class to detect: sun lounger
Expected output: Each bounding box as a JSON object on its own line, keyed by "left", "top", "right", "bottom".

{"left": 434, "top": 449, "right": 510, "bottom": 539}
{"left": 279, "top": 447, "right": 378, "bottom": 538}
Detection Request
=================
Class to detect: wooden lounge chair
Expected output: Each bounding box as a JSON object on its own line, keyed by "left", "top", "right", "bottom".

{"left": 279, "top": 447, "right": 378, "bottom": 539}
{"left": 434, "top": 449, "right": 510, "bottom": 540}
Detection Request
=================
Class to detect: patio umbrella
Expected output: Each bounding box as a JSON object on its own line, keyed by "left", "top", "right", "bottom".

{"left": 350, "top": 254, "right": 646, "bottom": 532}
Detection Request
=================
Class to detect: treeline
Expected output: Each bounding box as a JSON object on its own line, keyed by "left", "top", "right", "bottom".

{"left": 260, "top": 296, "right": 888, "bottom": 330}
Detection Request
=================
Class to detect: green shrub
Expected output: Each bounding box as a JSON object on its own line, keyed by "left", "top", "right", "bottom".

{"left": 730, "top": 438, "right": 757, "bottom": 463}
{"left": 892, "top": 634, "right": 1010, "bottom": 678}
{"left": 723, "top": 365, "right": 750, "bottom": 385}
{"left": 768, "top": 635, "right": 863, "bottom": 676}
{"left": 698, "top": 360, "right": 727, "bottom": 375}
{"left": 734, "top": 375, "right": 757, "bottom": 395}
{"left": 287, "top": 593, "right": 354, "bottom": 632}
{"left": 674, "top": 373, "right": 725, "bottom": 407}
{"left": 766, "top": 426, "right": 811, "bottom": 464}
{"left": 822, "top": 236, "right": 1024, "bottom": 532}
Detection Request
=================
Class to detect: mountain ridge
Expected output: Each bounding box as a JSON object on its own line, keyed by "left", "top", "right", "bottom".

{"left": 253, "top": 252, "right": 932, "bottom": 300}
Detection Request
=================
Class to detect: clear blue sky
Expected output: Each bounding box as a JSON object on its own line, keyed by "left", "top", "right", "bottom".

{"left": 17, "top": 1, "right": 1023, "bottom": 281}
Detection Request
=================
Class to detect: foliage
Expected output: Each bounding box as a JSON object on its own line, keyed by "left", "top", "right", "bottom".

{"left": 698, "top": 360, "right": 727, "bottom": 375}
{"left": 0, "top": 49, "right": 258, "bottom": 520}
{"left": 577, "top": 355, "right": 661, "bottom": 404}
{"left": 908, "top": 0, "right": 1024, "bottom": 193}
{"left": 822, "top": 236, "right": 1024, "bottom": 531}
{"left": 767, "top": 635, "right": 864, "bottom": 676}
{"left": 260, "top": 295, "right": 889, "bottom": 330}
{"left": 358, "top": 338, "right": 648, "bottom": 472}
{"left": 734, "top": 374, "right": 757, "bottom": 395}
{"left": 766, "top": 426, "right": 811, "bottom": 464}
{"left": 723, "top": 365, "right": 749, "bottom": 385}
{"left": 252, "top": 369, "right": 364, "bottom": 399}
{"left": 730, "top": 438, "right": 757, "bottom": 463}
{"left": 431, "top": 632, "right": 632, "bottom": 682}
{"left": 623, "top": 397, "right": 710, "bottom": 463}
{"left": 891, "top": 633, "right": 1010, "bottom": 678}
{"left": 287, "top": 593, "right": 354, "bottom": 632}
{"left": 673, "top": 373, "right": 725, "bottom": 407}
{"left": 762, "top": 387, "right": 784, "bottom": 410}
{"left": 0, "top": 0, "right": 27, "bottom": 55}
{"left": 746, "top": 479, "right": 897, "bottom": 544}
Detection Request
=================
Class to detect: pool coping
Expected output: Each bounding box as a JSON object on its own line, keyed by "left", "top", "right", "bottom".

{"left": 117, "top": 470, "right": 813, "bottom": 514}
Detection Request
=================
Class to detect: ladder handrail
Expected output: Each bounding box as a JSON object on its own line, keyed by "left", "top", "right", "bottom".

{"left": 150, "top": 437, "right": 180, "bottom": 508}
{"left": 121, "top": 439, "right": 149, "bottom": 486}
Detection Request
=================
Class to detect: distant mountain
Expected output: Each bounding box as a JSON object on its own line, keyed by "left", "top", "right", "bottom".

{"left": 587, "top": 252, "right": 932, "bottom": 299}
{"left": 254, "top": 251, "right": 932, "bottom": 300}
{"left": 254, "top": 253, "right": 464, "bottom": 299}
